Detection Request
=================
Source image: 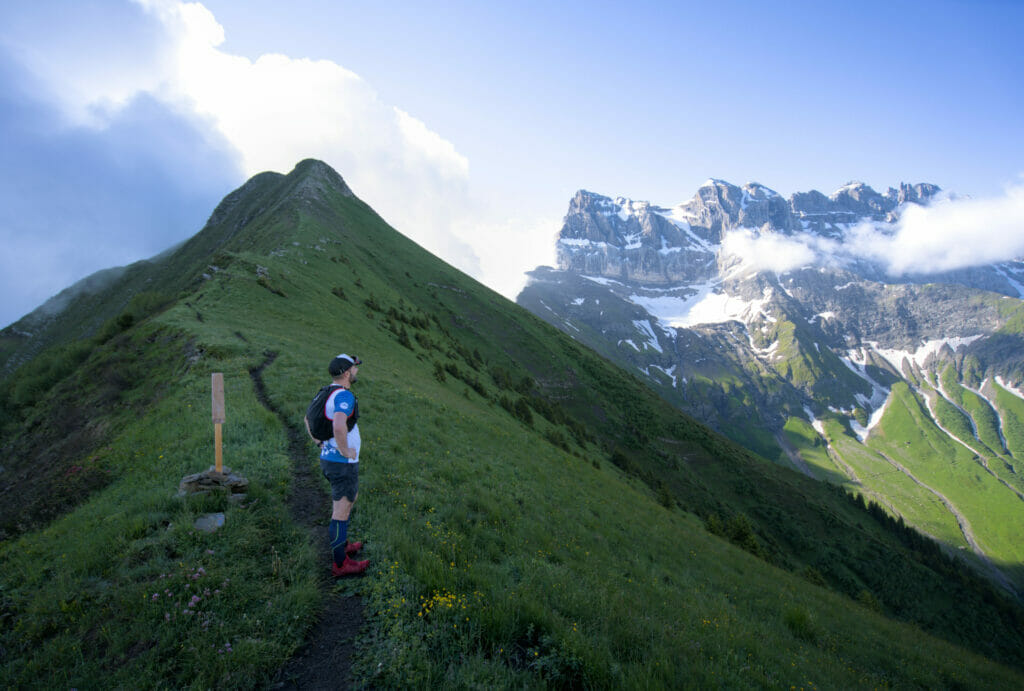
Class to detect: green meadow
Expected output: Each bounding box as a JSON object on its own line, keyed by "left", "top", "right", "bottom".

{"left": 3, "top": 161, "right": 1024, "bottom": 688}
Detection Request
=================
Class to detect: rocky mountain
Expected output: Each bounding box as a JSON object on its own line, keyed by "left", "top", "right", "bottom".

{"left": 519, "top": 179, "right": 1024, "bottom": 589}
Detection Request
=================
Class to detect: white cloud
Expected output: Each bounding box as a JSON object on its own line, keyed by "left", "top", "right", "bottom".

{"left": 5, "top": 0, "right": 538, "bottom": 307}
{"left": 140, "top": 1, "right": 475, "bottom": 260}
{"left": 721, "top": 182, "right": 1024, "bottom": 277}
{"left": 452, "top": 216, "right": 561, "bottom": 300}
{"left": 721, "top": 227, "right": 833, "bottom": 274}
{"left": 849, "top": 183, "right": 1024, "bottom": 275}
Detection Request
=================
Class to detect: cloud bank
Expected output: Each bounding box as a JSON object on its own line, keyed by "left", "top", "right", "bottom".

{"left": 0, "top": 45, "right": 240, "bottom": 327}
{"left": 0, "top": 0, "right": 551, "bottom": 326}
{"left": 722, "top": 183, "right": 1024, "bottom": 278}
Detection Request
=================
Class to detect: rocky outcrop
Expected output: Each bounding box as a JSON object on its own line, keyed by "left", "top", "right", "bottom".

{"left": 556, "top": 191, "right": 719, "bottom": 285}
{"left": 526, "top": 176, "right": 1022, "bottom": 443}
{"left": 554, "top": 178, "right": 1024, "bottom": 300}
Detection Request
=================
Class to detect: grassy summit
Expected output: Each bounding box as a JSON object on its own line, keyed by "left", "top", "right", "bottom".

{"left": 1, "top": 160, "right": 1022, "bottom": 688}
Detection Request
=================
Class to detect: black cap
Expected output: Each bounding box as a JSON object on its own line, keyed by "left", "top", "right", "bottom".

{"left": 329, "top": 353, "right": 362, "bottom": 377}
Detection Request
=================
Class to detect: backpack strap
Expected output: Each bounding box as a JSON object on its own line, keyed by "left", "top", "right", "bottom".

{"left": 322, "top": 384, "right": 344, "bottom": 419}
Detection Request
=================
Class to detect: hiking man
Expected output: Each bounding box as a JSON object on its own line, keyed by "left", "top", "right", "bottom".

{"left": 313, "top": 353, "right": 369, "bottom": 577}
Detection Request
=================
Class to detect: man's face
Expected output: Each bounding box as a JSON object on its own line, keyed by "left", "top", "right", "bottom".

{"left": 348, "top": 365, "right": 359, "bottom": 384}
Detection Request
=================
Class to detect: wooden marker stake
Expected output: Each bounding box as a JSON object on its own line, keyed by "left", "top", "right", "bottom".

{"left": 211, "top": 373, "right": 226, "bottom": 473}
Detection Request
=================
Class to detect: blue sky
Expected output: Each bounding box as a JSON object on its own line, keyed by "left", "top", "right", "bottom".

{"left": 1, "top": 0, "right": 1022, "bottom": 327}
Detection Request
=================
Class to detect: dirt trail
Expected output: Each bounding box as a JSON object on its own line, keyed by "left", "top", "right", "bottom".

{"left": 250, "top": 352, "right": 364, "bottom": 690}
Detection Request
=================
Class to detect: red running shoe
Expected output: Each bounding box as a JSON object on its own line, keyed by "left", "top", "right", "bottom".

{"left": 331, "top": 556, "right": 369, "bottom": 577}
{"left": 345, "top": 541, "right": 363, "bottom": 556}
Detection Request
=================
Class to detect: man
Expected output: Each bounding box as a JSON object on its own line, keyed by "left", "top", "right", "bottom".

{"left": 317, "top": 353, "right": 369, "bottom": 577}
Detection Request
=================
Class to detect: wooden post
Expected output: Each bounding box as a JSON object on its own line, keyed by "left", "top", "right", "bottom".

{"left": 211, "top": 373, "right": 225, "bottom": 473}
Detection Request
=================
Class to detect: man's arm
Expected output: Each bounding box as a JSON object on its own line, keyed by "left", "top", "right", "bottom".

{"left": 333, "top": 412, "right": 356, "bottom": 459}
{"left": 304, "top": 416, "right": 322, "bottom": 447}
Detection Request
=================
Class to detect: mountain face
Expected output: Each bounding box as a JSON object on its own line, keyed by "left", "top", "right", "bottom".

{"left": 519, "top": 179, "right": 1024, "bottom": 589}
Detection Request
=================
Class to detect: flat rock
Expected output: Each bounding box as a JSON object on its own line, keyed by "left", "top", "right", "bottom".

{"left": 194, "top": 512, "right": 225, "bottom": 533}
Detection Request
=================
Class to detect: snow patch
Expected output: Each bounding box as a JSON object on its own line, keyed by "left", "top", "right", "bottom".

{"left": 581, "top": 275, "right": 622, "bottom": 288}
{"left": 649, "top": 364, "right": 681, "bottom": 387}
{"left": 869, "top": 336, "right": 983, "bottom": 373}
{"left": 849, "top": 391, "right": 892, "bottom": 442}
{"left": 632, "top": 319, "right": 663, "bottom": 353}
{"left": 559, "top": 237, "right": 608, "bottom": 248}
{"left": 656, "top": 207, "right": 718, "bottom": 254}
{"left": 804, "top": 406, "right": 826, "bottom": 438}
{"left": 996, "top": 376, "right": 1024, "bottom": 401}
{"left": 622, "top": 232, "right": 642, "bottom": 250}
{"left": 629, "top": 283, "right": 771, "bottom": 328}
{"left": 840, "top": 349, "right": 890, "bottom": 408}
{"left": 658, "top": 236, "right": 682, "bottom": 255}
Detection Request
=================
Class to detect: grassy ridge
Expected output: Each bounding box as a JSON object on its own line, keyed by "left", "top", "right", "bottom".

{"left": 826, "top": 418, "right": 967, "bottom": 548}
{"left": 867, "top": 384, "right": 1024, "bottom": 566}
{"left": 3, "top": 161, "right": 1024, "bottom": 687}
{"left": 993, "top": 381, "right": 1024, "bottom": 459}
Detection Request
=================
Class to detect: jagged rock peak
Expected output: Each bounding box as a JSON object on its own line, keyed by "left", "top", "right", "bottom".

{"left": 684, "top": 179, "right": 794, "bottom": 233}
{"left": 892, "top": 182, "right": 942, "bottom": 204}
{"left": 569, "top": 189, "right": 615, "bottom": 211}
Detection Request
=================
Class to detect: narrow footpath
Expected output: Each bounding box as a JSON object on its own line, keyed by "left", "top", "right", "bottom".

{"left": 250, "top": 352, "right": 364, "bottom": 690}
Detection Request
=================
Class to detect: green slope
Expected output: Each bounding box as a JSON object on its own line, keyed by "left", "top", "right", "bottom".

{"left": 867, "top": 384, "right": 1024, "bottom": 567}
{"left": 993, "top": 380, "right": 1024, "bottom": 459}
{"left": 3, "top": 161, "right": 1024, "bottom": 688}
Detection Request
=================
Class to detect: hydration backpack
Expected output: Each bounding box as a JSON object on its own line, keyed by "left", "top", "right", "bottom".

{"left": 305, "top": 384, "right": 359, "bottom": 441}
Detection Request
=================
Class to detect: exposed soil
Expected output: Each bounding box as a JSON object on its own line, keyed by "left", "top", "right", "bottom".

{"left": 250, "top": 352, "right": 365, "bottom": 690}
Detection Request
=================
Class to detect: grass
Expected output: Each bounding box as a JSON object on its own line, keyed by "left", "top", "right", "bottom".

{"left": 820, "top": 418, "right": 968, "bottom": 549}
{"left": 1, "top": 341, "right": 320, "bottom": 688}
{"left": 3, "top": 161, "right": 1024, "bottom": 687}
{"left": 781, "top": 416, "right": 848, "bottom": 484}
{"left": 993, "top": 380, "right": 1024, "bottom": 459}
{"left": 867, "top": 383, "right": 1024, "bottom": 566}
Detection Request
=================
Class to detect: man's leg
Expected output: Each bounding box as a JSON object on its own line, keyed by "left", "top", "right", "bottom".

{"left": 332, "top": 495, "right": 355, "bottom": 521}
{"left": 329, "top": 496, "right": 355, "bottom": 563}
{"left": 329, "top": 493, "right": 367, "bottom": 576}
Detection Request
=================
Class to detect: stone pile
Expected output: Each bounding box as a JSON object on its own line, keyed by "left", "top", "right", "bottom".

{"left": 178, "top": 465, "right": 249, "bottom": 500}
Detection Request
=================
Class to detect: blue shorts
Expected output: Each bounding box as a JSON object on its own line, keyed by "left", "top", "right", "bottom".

{"left": 320, "top": 459, "right": 359, "bottom": 501}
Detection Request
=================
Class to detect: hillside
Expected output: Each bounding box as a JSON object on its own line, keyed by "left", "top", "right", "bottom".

{"left": 2, "top": 160, "right": 1023, "bottom": 688}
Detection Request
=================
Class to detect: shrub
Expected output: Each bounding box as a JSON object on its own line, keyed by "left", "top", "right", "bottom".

{"left": 857, "top": 589, "right": 882, "bottom": 613}
{"left": 783, "top": 606, "right": 820, "bottom": 643}
{"left": 396, "top": 326, "right": 413, "bottom": 350}
{"left": 512, "top": 397, "right": 533, "bottom": 426}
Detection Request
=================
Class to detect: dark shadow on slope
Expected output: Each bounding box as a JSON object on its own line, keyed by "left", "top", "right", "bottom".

{"left": 0, "top": 323, "right": 183, "bottom": 540}
{"left": 250, "top": 352, "right": 363, "bottom": 691}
